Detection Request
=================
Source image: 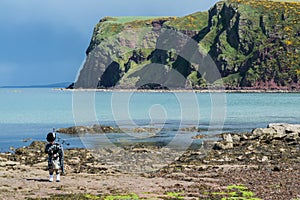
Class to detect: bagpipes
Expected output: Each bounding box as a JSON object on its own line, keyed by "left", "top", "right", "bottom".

{"left": 52, "top": 128, "right": 70, "bottom": 146}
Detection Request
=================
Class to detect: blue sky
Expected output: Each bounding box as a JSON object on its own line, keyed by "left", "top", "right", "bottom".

{"left": 0, "top": 0, "right": 219, "bottom": 86}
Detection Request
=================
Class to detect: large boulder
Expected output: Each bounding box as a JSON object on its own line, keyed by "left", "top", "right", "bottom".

{"left": 213, "top": 124, "right": 300, "bottom": 152}
{"left": 248, "top": 124, "right": 300, "bottom": 143}
{"left": 268, "top": 123, "right": 300, "bottom": 134}
{"left": 213, "top": 133, "right": 234, "bottom": 150}
{"left": 250, "top": 128, "right": 276, "bottom": 140}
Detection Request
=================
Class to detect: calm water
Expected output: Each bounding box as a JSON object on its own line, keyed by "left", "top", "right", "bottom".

{"left": 0, "top": 88, "right": 299, "bottom": 152}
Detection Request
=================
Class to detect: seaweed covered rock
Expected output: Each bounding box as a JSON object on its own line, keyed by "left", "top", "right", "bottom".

{"left": 57, "top": 125, "right": 122, "bottom": 134}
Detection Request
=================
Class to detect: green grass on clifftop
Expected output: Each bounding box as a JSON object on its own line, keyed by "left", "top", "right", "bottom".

{"left": 165, "top": 11, "right": 208, "bottom": 31}
{"left": 102, "top": 16, "right": 168, "bottom": 24}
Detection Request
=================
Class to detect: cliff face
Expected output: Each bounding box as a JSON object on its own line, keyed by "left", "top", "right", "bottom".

{"left": 204, "top": 0, "right": 300, "bottom": 90}
{"left": 74, "top": 0, "right": 300, "bottom": 90}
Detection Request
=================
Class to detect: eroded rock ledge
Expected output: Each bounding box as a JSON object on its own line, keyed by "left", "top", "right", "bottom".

{"left": 177, "top": 123, "right": 300, "bottom": 167}
{"left": 214, "top": 123, "right": 300, "bottom": 150}
{"left": 56, "top": 125, "right": 204, "bottom": 134}
{"left": 1, "top": 123, "right": 299, "bottom": 174}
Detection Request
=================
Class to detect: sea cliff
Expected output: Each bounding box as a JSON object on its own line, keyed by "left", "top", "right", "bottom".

{"left": 72, "top": 0, "right": 300, "bottom": 90}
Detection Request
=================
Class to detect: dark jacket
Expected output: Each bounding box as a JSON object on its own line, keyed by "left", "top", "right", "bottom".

{"left": 45, "top": 142, "right": 64, "bottom": 173}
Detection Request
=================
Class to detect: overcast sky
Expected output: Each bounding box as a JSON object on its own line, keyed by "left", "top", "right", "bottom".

{"left": 0, "top": 0, "right": 219, "bottom": 86}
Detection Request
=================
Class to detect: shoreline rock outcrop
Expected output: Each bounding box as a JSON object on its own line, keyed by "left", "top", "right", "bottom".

{"left": 185, "top": 123, "right": 300, "bottom": 166}
{"left": 56, "top": 125, "right": 206, "bottom": 134}
{"left": 2, "top": 123, "right": 299, "bottom": 173}
{"left": 213, "top": 123, "right": 300, "bottom": 151}
{"left": 1, "top": 123, "right": 300, "bottom": 199}
{"left": 57, "top": 125, "right": 122, "bottom": 134}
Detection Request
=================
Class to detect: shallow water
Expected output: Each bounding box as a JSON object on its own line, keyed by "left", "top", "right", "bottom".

{"left": 0, "top": 88, "right": 299, "bottom": 152}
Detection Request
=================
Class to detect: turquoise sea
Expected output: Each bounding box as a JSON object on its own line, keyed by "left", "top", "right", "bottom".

{"left": 0, "top": 88, "right": 299, "bottom": 152}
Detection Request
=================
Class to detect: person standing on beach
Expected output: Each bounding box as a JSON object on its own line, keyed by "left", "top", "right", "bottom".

{"left": 45, "top": 132, "right": 64, "bottom": 182}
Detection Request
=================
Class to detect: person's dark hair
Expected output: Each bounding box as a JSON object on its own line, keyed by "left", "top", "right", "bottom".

{"left": 46, "top": 132, "right": 56, "bottom": 142}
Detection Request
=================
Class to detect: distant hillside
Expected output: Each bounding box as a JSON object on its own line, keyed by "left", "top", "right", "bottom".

{"left": 74, "top": 0, "right": 300, "bottom": 90}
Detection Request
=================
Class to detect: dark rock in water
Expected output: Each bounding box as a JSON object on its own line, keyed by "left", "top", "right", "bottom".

{"left": 192, "top": 134, "right": 205, "bottom": 139}
{"left": 192, "top": 133, "right": 221, "bottom": 139}
{"left": 22, "top": 138, "right": 32, "bottom": 143}
{"left": 58, "top": 124, "right": 208, "bottom": 135}
{"left": 180, "top": 127, "right": 202, "bottom": 132}
{"left": 57, "top": 126, "right": 94, "bottom": 134}
{"left": 57, "top": 125, "right": 122, "bottom": 134}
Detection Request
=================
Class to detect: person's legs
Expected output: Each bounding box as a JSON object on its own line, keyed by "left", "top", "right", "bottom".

{"left": 49, "top": 169, "right": 54, "bottom": 182}
{"left": 56, "top": 170, "right": 60, "bottom": 182}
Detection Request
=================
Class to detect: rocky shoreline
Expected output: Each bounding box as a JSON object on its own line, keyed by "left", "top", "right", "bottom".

{"left": 56, "top": 125, "right": 204, "bottom": 135}
{"left": 62, "top": 88, "right": 300, "bottom": 93}
{"left": 0, "top": 123, "right": 299, "bottom": 199}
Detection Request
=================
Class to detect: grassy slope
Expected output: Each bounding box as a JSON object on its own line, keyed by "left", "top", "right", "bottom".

{"left": 198, "top": 0, "right": 300, "bottom": 87}
{"left": 165, "top": 11, "right": 208, "bottom": 31}
{"left": 231, "top": 0, "right": 299, "bottom": 86}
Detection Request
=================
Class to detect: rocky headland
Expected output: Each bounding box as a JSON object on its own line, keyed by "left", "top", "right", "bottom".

{"left": 0, "top": 123, "right": 299, "bottom": 199}
{"left": 71, "top": 0, "right": 300, "bottom": 91}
